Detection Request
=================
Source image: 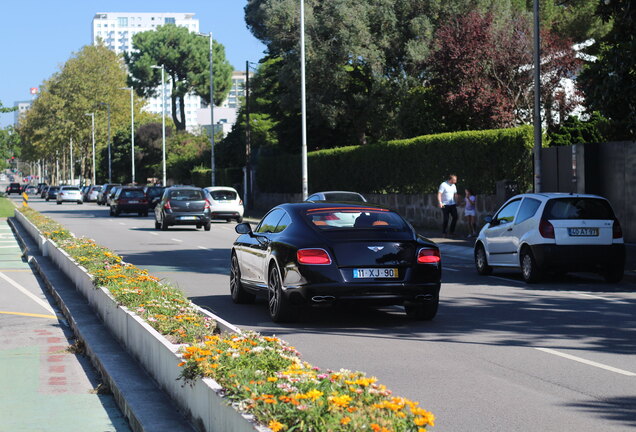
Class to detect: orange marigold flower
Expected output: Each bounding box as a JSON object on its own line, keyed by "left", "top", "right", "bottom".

{"left": 177, "top": 362, "right": 185, "bottom": 367}
{"left": 268, "top": 420, "right": 285, "bottom": 432}
{"left": 370, "top": 424, "right": 381, "bottom": 432}
{"left": 340, "top": 416, "right": 351, "bottom": 425}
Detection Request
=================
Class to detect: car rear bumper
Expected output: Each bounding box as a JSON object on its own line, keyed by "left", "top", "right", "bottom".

{"left": 282, "top": 282, "right": 441, "bottom": 306}
{"left": 211, "top": 211, "right": 241, "bottom": 219}
{"left": 164, "top": 213, "right": 211, "bottom": 225}
{"left": 113, "top": 204, "right": 148, "bottom": 213}
{"left": 530, "top": 243, "right": 625, "bottom": 270}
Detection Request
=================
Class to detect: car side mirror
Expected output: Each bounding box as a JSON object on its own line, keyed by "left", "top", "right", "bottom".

{"left": 485, "top": 216, "right": 497, "bottom": 226}
{"left": 235, "top": 223, "right": 253, "bottom": 235}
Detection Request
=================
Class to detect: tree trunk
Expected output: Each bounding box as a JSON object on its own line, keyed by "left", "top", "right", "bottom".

{"left": 170, "top": 77, "right": 186, "bottom": 131}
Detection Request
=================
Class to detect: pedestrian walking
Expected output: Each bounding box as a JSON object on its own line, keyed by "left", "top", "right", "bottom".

{"left": 464, "top": 188, "right": 477, "bottom": 237}
{"left": 437, "top": 174, "right": 459, "bottom": 237}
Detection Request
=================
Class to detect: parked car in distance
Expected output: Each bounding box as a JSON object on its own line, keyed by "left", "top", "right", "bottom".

{"left": 203, "top": 186, "right": 244, "bottom": 223}
{"left": 6, "top": 183, "right": 21, "bottom": 195}
{"left": 56, "top": 186, "right": 83, "bottom": 205}
{"left": 474, "top": 193, "right": 625, "bottom": 283}
{"left": 45, "top": 186, "right": 60, "bottom": 201}
{"left": 85, "top": 185, "right": 102, "bottom": 202}
{"left": 106, "top": 186, "right": 122, "bottom": 207}
{"left": 110, "top": 187, "right": 149, "bottom": 217}
{"left": 306, "top": 191, "right": 367, "bottom": 203}
{"left": 143, "top": 185, "right": 165, "bottom": 209}
{"left": 154, "top": 186, "right": 211, "bottom": 231}
{"left": 25, "top": 185, "right": 38, "bottom": 196}
{"left": 36, "top": 183, "right": 48, "bottom": 194}
{"left": 40, "top": 186, "right": 49, "bottom": 199}
{"left": 230, "top": 202, "right": 442, "bottom": 323}
{"left": 97, "top": 184, "right": 121, "bottom": 205}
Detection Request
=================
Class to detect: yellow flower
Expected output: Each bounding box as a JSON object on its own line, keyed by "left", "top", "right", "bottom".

{"left": 329, "top": 394, "right": 352, "bottom": 408}
{"left": 267, "top": 377, "right": 278, "bottom": 382}
{"left": 268, "top": 420, "right": 285, "bottom": 432}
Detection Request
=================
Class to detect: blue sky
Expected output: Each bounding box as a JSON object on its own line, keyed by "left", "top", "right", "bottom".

{"left": 0, "top": 1, "right": 267, "bottom": 127}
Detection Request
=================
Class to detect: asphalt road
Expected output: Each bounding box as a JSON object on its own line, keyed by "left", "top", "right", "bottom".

{"left": 11, "top": 195, "right": 636, "bottom": 432}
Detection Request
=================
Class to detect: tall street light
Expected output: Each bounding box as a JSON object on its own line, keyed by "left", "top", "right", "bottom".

{"left": 99, "top": 102, "right": 112, "bottom": 183}
{"left": 151, "top": 65, "right": 167, "bottom": 186}
{"left": 197, "top": 32, "right": 215, "bottom": 186}
{"left": 532, "top": 0, "right": 542, "bottom": 192}
{"left": 120, "top": 87, "right": 136, "bottom": 184}
{"left": 300, "top": 0, "right": 309, "bottom": 200}
{"left": 85, "top": 113, "right": 96, "bottom": 185}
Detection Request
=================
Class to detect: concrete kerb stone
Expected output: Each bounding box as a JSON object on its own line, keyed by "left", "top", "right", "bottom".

{"left": 12, "top": 210, "right": 270, "bottom": 432}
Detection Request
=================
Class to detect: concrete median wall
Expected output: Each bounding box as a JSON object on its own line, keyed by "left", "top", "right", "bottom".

{"left": 14, "top": 210, "right": 268, "bottom": 432}
{"left": 253, "top": 192, "right": 500, "bottom": 234}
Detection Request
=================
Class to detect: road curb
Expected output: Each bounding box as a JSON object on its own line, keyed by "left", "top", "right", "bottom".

{"left": 8, "top": 216, "right": 197, "bottom": 432}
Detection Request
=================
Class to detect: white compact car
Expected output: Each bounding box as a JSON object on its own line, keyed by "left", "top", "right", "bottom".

{"left": 203, "top": 187, "right": 244, "bottom": 223}
{"left": 306, "top": 191, "right": 367, "bottom": 202}
{"left": 474, "top": 193, "right": 625, "bottom": 283}
{"left": 56, "top": 186, "right": 83, "bottom": 205}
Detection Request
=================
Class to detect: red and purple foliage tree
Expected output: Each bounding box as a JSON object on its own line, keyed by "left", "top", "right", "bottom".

{"left": 430, "top": 11, "right": 581, "bottom": 131}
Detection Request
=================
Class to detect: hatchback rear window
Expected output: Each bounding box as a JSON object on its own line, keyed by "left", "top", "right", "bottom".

{"left": 121, "top": 190, "right": 145, "bottom": 198}
{"left": 323, "top": 192, "right": 365, "bottom": 202}
{"left": 305, "top": 207, "right": 408, "bottom": 231}
{"left": 210, "top": 190, "right": 237, "bottom": 201}
{"left": 169, "top": 189, "right": 204, "bottom": 200}
{"left": 63, "top": 187, "right": 80, "bottom": 191}
{"left": 543, "top": 198, "right": 615, "bottom": 220}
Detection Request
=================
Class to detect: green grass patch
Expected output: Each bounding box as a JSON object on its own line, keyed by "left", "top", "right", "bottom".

{"left": 0, "top": 197, "right": 15, "bottom": 218}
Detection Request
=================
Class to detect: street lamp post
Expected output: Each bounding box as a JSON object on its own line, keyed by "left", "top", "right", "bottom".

{"left": 121, "top": 87, "right": 136, "bottom": 184}
{"left": 198, "top": 32, "right": 216, "bottom": 186}
{"left": 151, "top": 65, "right": 167, "bottom": 186}
{"left": 85, "top": 113, "right": 96, "bottom": 185}
{"left": 69, "top": 137, "right": 74, "bottom": 185}
{"left": 99, "top": 102, "right": 112, "bottom": 183}
{"left": 532, "top": 0, "right": 542, "bottom": 192}
{"left": 300, "top": 0, "right": 309, "bottom": 200}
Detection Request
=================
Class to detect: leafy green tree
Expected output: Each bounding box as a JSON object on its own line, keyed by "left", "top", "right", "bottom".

{"left": 0, "top": 126, "right": 21, "bottom": 170}
{"left": 547, "top": 112, "right": 611, "bottom": 146}
{"left": 125, "top": 25, "right": 233, "bottom": 131}
{"left": 0, "top": 100, "right": 17, "bottom": 114}
{"left": 579, "top": 0, "right": 636, "bottom": 139}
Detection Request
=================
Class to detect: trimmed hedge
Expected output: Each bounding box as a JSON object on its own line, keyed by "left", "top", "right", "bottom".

{"left": 257, "top": 126, "right": 534, "bottom": 194}
{"left": 191, "top": 166, "right": 244, "bottom": 188}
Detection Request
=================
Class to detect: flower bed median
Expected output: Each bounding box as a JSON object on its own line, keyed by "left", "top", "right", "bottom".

{"left": 20, "top": 207, "right": 436, "bottom": 432}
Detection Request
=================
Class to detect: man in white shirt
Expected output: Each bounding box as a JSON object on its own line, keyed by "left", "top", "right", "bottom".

{"left": 437, "top": 174, "right": 459, "bottom": 236}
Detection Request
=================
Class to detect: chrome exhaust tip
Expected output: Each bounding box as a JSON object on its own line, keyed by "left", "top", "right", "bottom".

{"left": 312, "top": 295, "right": 336, "bottom": 303}
{"left": 415, "top": 294, "right": 434, "bottom": 301}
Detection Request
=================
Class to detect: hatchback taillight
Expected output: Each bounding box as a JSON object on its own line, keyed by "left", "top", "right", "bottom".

{"left": 613, "top": 219, "right": 623, "bottom": 239}
{"left": 539, "top": 219, "right": 555, "bottom": 239}
{"left": 204, "top": 199, "right": 211, "bottom": 210}
{"left": 297, "top": 248, "right": 332, "bottom": 265}
{"left": 417, "top": 248, "right": 441, "bottom": 264}
{"left": 164, "top": 200, "right": 171, "bottom": 210}
{"left": 239, "top": 199, "right": 243, "bottom": 206}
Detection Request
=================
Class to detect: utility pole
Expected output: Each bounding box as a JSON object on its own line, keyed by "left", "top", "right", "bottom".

{"left": 151, "top": 65, "right": 167, "bottom": 186}
{"left": 532, "top": 0, "right": 542, "bottom": 192}
{"left": 208, "top": 33, "right": 215, "bottom": 186}
{"left": 85, "top": 113, "right": 96, "bottom": 185}
{"left": 70, "top": 137, "right": 74, "bottom": 185}
{"left": 300, "top": 0, "right": 309, "bottom": 200}
{"left": 245, "top": 60, "right": 251, "bottom": 209}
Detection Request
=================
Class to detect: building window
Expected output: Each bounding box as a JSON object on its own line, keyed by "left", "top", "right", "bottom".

{"left": 165, "top": 17, "right": 176, "bottom": 24}
{"left": 118, "top": 17, "right": 128, "bottom": 27}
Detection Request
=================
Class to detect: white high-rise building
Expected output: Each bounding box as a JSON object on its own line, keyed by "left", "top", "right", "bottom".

{"left": 91, "top": 12, "right": 202, "bottom": 130}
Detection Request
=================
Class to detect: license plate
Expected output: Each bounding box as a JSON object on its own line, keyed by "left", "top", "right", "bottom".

{"left": 353, "top": 268, "right": 399, "bottom": 279}
{"left": 179, "top": 216, "right": 198, "bottom": 220}
{"left": 129, "top": 200, "right": 139, "bottom": 204}
{"left": 568, "top": 227, "right": 599, "bottom": 236}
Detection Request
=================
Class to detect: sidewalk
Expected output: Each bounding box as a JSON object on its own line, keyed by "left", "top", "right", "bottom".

{"left": 0, "top": 218, "right": 130, "bottom": 432}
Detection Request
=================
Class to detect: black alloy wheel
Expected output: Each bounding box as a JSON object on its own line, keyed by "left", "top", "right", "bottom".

{"left": 160, "top": 215, "right": 169, "bottom": 231}
{"left": 475, "top": 244, "right": 493, "bottom": 275}
{"left": 267, "top": 265, "right": 296, "bottom": 323}
{"left": 204, "top": 221, "right": 211, "bottom": 231}
{"left": 230, "top": 254, "right": 255, "bottom": 304}
{"left": 405, "top": 295, "right": 439, "bottom": 320}
{"left": 520, "top": 248, "right": 542, "bottom": 283}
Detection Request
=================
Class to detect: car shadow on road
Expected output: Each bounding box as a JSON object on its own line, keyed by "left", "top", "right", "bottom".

{"left": 116, "top": 248, "right": 231, "bottom": 275}
{"left": 565, "top": 396, "right": 636, "bottom": 429}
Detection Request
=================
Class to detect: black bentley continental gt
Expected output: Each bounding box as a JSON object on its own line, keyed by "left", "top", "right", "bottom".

{"left": 231, "top": 202, "right": 442, "bottom": 322}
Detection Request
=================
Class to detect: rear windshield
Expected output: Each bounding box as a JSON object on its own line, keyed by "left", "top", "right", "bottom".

{"left": 92, "top": 186, "right": 102, "bottom": 191}
{"left": 147, "top": 187, "right": 164, "bottom": 197}
{"left": 544, "top": 198, "right": 615, "bottom": 220}
{"left": 210, "top": 190, "right": 237, "bottom": 201}
{"left": 121, "top": 190, "right": 145, "bottom": 198}
{"left": 169, "top": 189, "right": 204, "bottom": 200}
{"left": 305, "top": 207, "right": 409, "bottom": 231}
{"left": 323, "top": 192, "right": 365, "bottom": 202}
{"left": 63, "top": 187, "right": 80, "bottom": 191}
{"left": 49, "top": 187, "right": 59, "bottom": 191}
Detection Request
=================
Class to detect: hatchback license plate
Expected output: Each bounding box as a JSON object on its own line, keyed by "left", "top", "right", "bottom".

{"left": 353, "top": 268, "right": 398, "bottom": 279}
{"left": 568, "top": 227, "right": 599, "bottom": 236}
{"left": 179, "top": 216, "right": 198, "bottom": 220}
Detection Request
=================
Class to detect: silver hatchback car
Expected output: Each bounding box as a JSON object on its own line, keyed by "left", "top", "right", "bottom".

{"left": 57, "top": 186, "right": 83, "bottom": 205}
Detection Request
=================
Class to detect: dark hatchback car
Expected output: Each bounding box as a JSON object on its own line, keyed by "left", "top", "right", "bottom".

{"left": 154, "top": 186, "right": 211, "bottom": 231}
{"left": 143, "top": 186, "right": 165, "bottom": 209}
{"left": 45, "top": 186, "right": 60, "bottom": 201}
{"left": 97, "top": 183, "right": 121, "bottom": 205}
{"left": 231, "top": 203, "right": 442, "bottom": 323}
{"left": 6, "top": 183, "right": 21, "bottom": 195}
{"left": 110, "top": 187, "right": 149, "bottom": 217}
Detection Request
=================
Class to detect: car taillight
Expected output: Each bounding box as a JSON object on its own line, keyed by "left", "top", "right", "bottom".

{"left": 239, "top": 199, "right": 243, "bottom": 206}
{"left": 539, "top": 219, "right": 555, "bottom": 239}
{"left": 613, "top": 219, "right": 623, "bottom": 239}
{"left": 417, "top": 248, "right": 441, "bottom": 264}
{"left": 297, "top": 248, "right": 332, "bottom": 265}
{"left": 204, "top": 199, "right": 211, "bottom": 210}
{"left": 164, "top": 200, "right": 171, "bottom": 210}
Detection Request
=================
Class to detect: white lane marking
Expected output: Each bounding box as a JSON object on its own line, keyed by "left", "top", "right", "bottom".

{"left": 171, "top": 238, "right": 183, "bottom": 243}
{"left": 197, "top": 246, "right": 208, "bottom": 250}
{"left": 131, "top": 227, "right": 138, "bottom": 230}
{"left": 0, "top": 245, "right": 20, "bottom": 248}
{"left": 442, "top": 267, "right": 460, "bottom": 272}
{"left": 535, "top": 347, "right": 636, "bottom": 376}
{"left": 118, "top": 222, "right": 126, "bottom": 226}
{"left": 149, "top": 232, "right": 159, "bottom": 236}
{"left": 0, "top": 271, "right": 56, "bottom": 314}
{"left": 489, "top": 275, "right": 524, "bottom": 284}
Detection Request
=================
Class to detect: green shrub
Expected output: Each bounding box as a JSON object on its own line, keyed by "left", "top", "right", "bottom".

{"left": 257, "top": 126, "right": 534, "bottom": 194}
{"left": 191, "top": 166, "right": 244, "bottom": 188}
